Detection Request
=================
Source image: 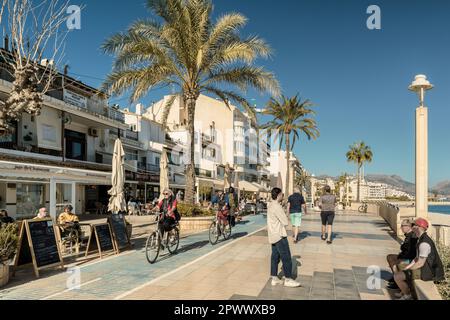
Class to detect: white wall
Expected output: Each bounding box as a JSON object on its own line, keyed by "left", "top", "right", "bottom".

{"left": 37, "top": 106, "right": 62, "bottom": 150}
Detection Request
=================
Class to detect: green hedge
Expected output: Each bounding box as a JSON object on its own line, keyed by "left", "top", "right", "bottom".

{"left": 437, "top": 244, "right": 450, "bottom": 300}
{"left": 0, "top": 223, "right": 19, "bottom": 264}
{"left": 178, "top": 203, "right": 214, "bottom": 217}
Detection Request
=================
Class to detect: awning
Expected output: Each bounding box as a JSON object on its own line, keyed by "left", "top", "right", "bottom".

{"left": 238, "top": 180, "right": 260, "bottom": 193}
{"left": 252, "top": 182, "right": 269, "bottom": 192}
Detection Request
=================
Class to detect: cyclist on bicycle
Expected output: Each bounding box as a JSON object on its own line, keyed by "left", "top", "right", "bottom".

{"left": 216, "top": 190, "right": 230, "bottom": 231}
{"left": 154, "top": 189, "right": 180, "bottom": 237}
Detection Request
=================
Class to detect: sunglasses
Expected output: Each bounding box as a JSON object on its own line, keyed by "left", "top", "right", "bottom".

{"left": 163, "top": 193, "right": 169, "bottom": 196}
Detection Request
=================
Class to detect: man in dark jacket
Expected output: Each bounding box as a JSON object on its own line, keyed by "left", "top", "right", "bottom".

{"left": 393, "top": 218, "right": 445, "bottom": 300}
{"left": 386, "top": 219, "right": 418, "bottom": 289}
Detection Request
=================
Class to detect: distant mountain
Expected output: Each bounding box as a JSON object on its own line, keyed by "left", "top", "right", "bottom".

{"left": 365, "top": 174, "right": 416, "bottom": 195}
{"left": 432, "top": 180, "right": 450, "bottom": 196}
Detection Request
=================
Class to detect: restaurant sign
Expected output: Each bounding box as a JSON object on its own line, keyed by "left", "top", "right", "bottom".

{"left": 63, "top": 89, "right": 87, "bottom": 109}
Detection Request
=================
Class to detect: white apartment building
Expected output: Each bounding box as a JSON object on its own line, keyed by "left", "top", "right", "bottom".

{"left": 122, "top": 104, "right": 186, "bottom": 201}
{"left": 148, "top": 94, "right": 270, "bottom": 201}
{"left": 268, "top": 151, "right": 303, "bottom": 196}
{"left": 349, "top": 179, "right": 387, "bottom": 201}
{"left": 0, "top": 47, "right": 135, "bottom": 219}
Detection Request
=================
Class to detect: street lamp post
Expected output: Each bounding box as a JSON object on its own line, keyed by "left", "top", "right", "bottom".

{"left": 409, "top": 75, "right": 433, "bottom": 219}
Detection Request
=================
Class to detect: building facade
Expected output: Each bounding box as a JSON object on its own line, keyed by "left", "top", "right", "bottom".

{"left": 149, "top": 94, "right": 270, "bottom": 202}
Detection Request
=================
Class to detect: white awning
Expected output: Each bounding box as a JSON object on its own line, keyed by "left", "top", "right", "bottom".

{"left": 238, "top": 180, "right": 260, "bottom": 193}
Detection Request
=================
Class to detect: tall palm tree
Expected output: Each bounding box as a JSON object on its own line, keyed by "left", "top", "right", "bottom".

{"left": 346, "top": 142, "right": 373, "bottom": 202}
{"left": 294, "top": 170, "right": 310, "bottom": 192}
{"left": 101, "top": 0, "right": 279, "bottom": 204}
{"left": 261, "top": 95, "right": 319, "bottom": 196}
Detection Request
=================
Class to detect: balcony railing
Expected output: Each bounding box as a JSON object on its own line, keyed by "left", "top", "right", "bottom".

{"left": 125, "top": 130, "right": 139, "bottom": 141}
{"left": 138, "top": 163, "right": 160, "bottom": 173}
{"left": 0, "top": 142, "right": 63, "bottom": 158}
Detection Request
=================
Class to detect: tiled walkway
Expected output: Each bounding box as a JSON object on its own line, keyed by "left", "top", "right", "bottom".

{"left": 1, "top": 212, "right": 401, "bottom": 300}
{"left": 124, "top": 213, "right": 400, "bottom": 300}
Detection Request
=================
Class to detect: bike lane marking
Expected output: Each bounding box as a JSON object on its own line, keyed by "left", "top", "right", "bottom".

{"left": 40, "top": 277, "right": 103, "bottom": 300}
{"left": 114, "top": 223, "right": 267, "bottom": 300}
{"left": 1, "top": 215, "right": 266, "bottom": 299}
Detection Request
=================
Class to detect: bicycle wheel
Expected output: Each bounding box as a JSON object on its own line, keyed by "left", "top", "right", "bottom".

{"left": 209, "top": 221, "right": 219, "bottom": 245}
{"left": 167, "top": 228, "right": 180, "bottom": 254}
{"left": 145, "top": 231, "right": 161, "bottom": 264}
{"left": 223, "top": 222, "right": 232, "bottom": 240}
{"left": 358, "top": 205, "right": 364, "bottom": 213}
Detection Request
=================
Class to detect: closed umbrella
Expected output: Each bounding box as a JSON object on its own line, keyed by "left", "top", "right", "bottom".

{"left": 234, "top": 170, "right": 240, "bottom": 200}
{"left": 159, "top": 149, "right": 170, "bottom": 200}
{"left": 108, "top": 138, "right": 126, "bottom": 214}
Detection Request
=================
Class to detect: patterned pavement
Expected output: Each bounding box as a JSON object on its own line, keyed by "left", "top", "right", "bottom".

{"left": 0, "top": 215, "right": 266, "bottom": 300}
{"left": 0, "top": 212, "right": 401, "bottom": 300}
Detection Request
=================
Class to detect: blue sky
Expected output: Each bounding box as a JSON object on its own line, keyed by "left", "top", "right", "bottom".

{"left": 58, "top": 0, "right": 450, "bottom": 185}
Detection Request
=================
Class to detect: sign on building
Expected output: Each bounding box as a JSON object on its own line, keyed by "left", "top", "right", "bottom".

{"left": 63, "top": 89, "right": 87, "bottom": 109}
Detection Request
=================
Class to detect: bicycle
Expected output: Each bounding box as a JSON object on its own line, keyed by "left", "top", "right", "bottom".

{"left": 358, "top": 202, "right": 368, "bottom": 213}
{"left": 209, "top": 209, "right": 232, "bottom": 245}
{"left": 145, "top": 212, "right": 180, "bottom": 264}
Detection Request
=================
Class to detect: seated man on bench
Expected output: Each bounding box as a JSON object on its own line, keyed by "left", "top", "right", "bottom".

{"left": 393, "top": 218, "right": 445, "bottom": 300}
{"left": 386, "top": 219, "right": 418, "bottom": 289}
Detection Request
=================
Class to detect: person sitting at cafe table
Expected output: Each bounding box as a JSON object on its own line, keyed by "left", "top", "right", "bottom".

{"left": 34, "top": 207, "right": 49, "bottom": 220}
{"left": 0, "top": 209, "right": 15, "bottom": 224}
{"left": 58, "top": 205, "right": 80, "bottom": 236}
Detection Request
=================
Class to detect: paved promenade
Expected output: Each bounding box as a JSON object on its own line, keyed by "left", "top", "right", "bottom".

{"left": 0, "top": 211, "right": 401, "bottom": 300}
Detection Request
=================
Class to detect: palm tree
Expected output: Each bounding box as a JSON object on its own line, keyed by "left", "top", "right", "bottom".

{"left": 294, "top": 170, "right": 310, "bottom": 192}
{"left": 101, "top": 0, "right": 279, "bottom": 204}
{"left": 346, "top": 142, "right": 373, "bottom": 202}
{"left": 261, "top": 95, "right": 319, "bottom": 196}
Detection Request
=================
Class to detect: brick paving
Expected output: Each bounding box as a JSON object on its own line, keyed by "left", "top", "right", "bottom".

{"left": 0, "top": 212, "right": 402, "bottom": 300}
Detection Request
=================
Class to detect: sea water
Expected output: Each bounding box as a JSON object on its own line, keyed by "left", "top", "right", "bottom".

{"left": 429, "top": 205, "right": 450, "bottom": 215}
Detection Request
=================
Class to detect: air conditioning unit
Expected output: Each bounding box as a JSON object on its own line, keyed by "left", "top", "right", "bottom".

{"left": 88, "top": 128, "right": 99, "bottom": 137}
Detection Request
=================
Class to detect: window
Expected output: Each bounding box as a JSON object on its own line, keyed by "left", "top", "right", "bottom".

{"left": 155, "top": 157, "right": 160, "bottom": 166}
{"left": 16, "top": 183, "right": 45, "bottom": 218}
{"left": 65, "top": 129, "right": 86, "bottom": 161}
{"left": 42, "top": 124, "right": 57, "bottom": 142}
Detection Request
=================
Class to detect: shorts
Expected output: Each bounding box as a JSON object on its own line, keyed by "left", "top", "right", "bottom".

{"left": 290, "top": 212, "right": 302, "bottom": 227}
{"left": 404, "top": 269, "right": 421, "bottom": 281}
{"left": 321, "top": 211, "right": 335, "bottom": 226}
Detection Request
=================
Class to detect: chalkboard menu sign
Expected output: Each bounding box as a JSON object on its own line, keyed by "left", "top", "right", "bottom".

{"left": 13, "top": 219, "right": 64, "bottom": 278}
{"left": 85, "top": 223, "right": 116, "bottom": 258}
{"left": 108, "top": 214, "right": 130, "bottom": 251}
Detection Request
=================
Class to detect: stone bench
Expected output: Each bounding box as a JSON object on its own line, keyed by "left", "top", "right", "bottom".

{"left": 412, "top": 280, "right": 442, "bottom": 300}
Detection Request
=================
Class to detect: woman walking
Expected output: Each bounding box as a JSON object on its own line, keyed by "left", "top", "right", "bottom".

{"left": 319, "top": 185, "right": 337, "bottom": 244}
{"left": 267, "top": 188, "right": 301, "bottom": 287}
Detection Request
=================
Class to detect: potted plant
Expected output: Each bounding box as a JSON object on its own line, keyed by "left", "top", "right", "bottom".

{"left": 0, "top": 223, "right": 19, "bottom": 287}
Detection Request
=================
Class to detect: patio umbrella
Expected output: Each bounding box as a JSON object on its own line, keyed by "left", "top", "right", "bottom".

{"left": 159, "top": 149, "right": 170, "bottom": 200}
{"left": 108, "top": 138, "right": 126, "bottom": 214}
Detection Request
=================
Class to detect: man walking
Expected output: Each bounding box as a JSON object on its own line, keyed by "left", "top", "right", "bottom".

{"left": 287, "top": 187, "right": 307, "bottom": 243}
{"left": 267, "top": 187, "right": 301, "bottom": 288}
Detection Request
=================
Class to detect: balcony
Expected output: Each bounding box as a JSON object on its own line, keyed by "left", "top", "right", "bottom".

{"left": 125, "top": 130, "right": 139, "bottom": 141}
{"left": 0, "top": 142, "right": 63, "bottom": 158}
{"left": 138, "top": 162, "right": 160, "bottom": 173}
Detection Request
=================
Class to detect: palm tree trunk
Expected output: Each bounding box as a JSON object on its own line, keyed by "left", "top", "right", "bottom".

{"left": 184, "top": 97, "right": 197, "bottom": 205}
{"left": 357, "top": 165, "right": 361, "bottom": 202}
{"left": 285, "top": 133, "right": 291, "bottom": 196}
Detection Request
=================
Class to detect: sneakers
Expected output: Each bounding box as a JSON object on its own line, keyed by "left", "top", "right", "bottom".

{"left": 387, "top": 281, "right": 399, "bottom": 290}
{"left": 271, "top": 277, "right": 284, "bottom": 286}
{"left": 394, "top": 292, "right": 404, "bottom": 298}
{"left": 284, "top": 278, "right": 301, "bottom": 288}
{"left": 398, "top": 294, "right": 413, "bottom": 300}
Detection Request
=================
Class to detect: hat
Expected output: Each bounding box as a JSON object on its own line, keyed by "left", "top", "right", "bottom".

{"left": 414, "top": 218, "right": 429, "bottom": 230}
